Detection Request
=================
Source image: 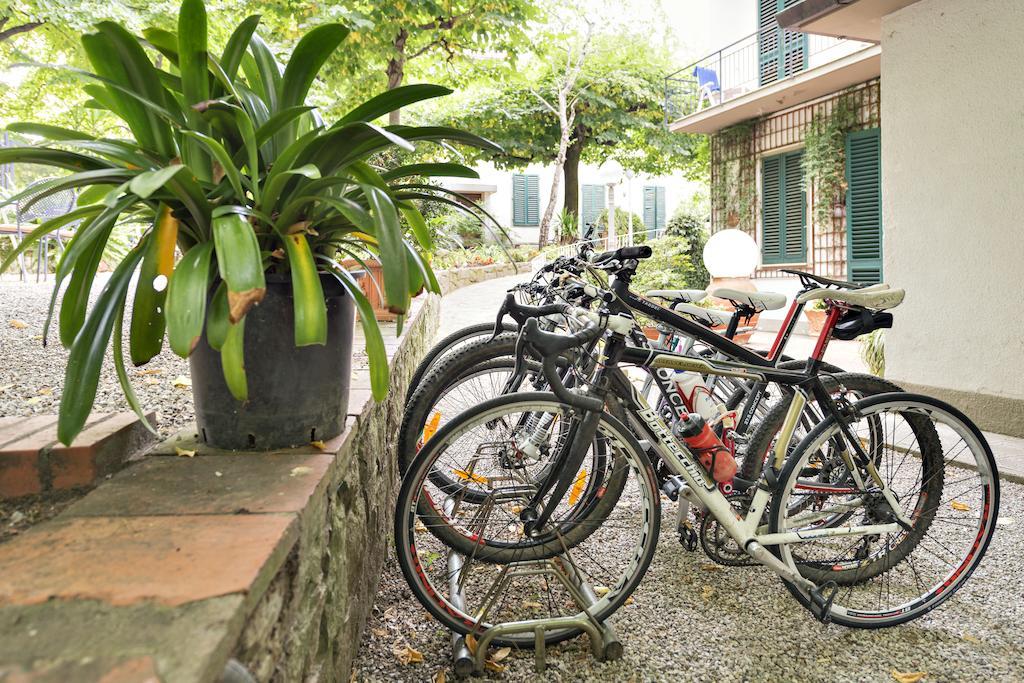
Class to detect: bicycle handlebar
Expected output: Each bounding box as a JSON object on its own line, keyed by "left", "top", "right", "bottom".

{"left": 520, "top": 317, "right": 605, "bottom": 412}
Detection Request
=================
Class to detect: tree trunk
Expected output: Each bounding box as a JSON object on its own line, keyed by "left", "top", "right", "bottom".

{"left": 563, "top": 131, "right": 584, "bottom": 235}
{"left": 386, "top": 29, "right": 409, "bottom": 125}
{"left": 537, "top": 92, "right": 573, "bottom": 249}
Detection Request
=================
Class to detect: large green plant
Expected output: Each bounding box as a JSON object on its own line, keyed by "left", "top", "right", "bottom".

{"left": 0, "top": 0, "right": 500, "bottom": 445}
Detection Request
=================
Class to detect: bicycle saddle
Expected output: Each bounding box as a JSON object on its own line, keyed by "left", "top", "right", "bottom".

{"left": 645, "top": 288, "right": 707, "bottom": 304}
{"left": 674, "top": 302, "right": 730, "bottom": 327}
{"left": 710, "top": 288, "right": 787, "bottom": 312}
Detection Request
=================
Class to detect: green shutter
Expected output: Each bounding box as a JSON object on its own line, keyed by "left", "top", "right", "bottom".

{"left": 761, "top": 155, "right": 782, "bottom": 262}
{"left": 762, "top": 150, "right": 805, "bottom": 264}
{"left": 845, "top": 128, "right": 882, "bottom": 284}
{"left": 512, "top": 173, "right": 539, "bottom": 227}
{"left": 758, "top": 0, "right": 808, "bottom": 86}
{"left": 581, "top": 184, "right": 605, "bottom": 234}
{"left": 643, "top": 185, "right": 666, "bottom": 236}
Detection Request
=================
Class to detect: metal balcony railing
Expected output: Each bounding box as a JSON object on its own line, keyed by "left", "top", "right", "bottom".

{"left": 665, "top": 31, "right": 872, "bottom": 126}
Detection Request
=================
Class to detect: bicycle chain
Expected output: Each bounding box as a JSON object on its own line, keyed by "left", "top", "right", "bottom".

{"left": 699, "top": 492, "right": 758, "bottom": 567}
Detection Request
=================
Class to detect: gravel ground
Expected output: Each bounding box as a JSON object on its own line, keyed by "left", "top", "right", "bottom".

{"left": 352, "top": 483, "right": 1023, "bottom": 682}
{"left": 1, "top": 276, "right": 195, "bottom": 437}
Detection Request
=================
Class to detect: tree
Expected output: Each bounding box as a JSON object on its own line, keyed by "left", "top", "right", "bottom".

{"left": 324, "top": 0, "right": 536, "bottom": 124}
{"left": 437, "top": 32, "right": 703, "bottom": 228}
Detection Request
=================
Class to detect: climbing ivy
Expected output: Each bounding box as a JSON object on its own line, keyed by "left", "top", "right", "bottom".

{"left": 710, "top": 121, "right": 756, "bottom": 232}
{"left": 802, "top": 90, "right": 858, "bottom": 225}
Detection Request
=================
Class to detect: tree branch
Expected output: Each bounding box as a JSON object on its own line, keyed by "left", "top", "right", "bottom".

{"left": 0, "top": 20, "right": 44, "bottom": 43}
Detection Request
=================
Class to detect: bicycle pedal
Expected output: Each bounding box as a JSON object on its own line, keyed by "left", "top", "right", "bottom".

{"left": 678, "top": 523, "right": 698, "bottom": 551}
{"left": 808, "top": 580, "right": 839, "bottom": 624}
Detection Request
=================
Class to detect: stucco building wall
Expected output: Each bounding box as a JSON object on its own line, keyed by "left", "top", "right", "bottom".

{"left": 881, "top": 0, "right": 1024, "bottom": 434}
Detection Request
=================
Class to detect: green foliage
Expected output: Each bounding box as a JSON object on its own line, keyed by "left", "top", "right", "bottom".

{"left": 803, "top": 91, "right": 858, "bottom": 225}
{"left": 630, "top": 235, "right": 702, "bottom": 293}
{"left": 860, "top": 328, "right": 885, "bottom": 377}
{"left": 432, "top": 243, "right": 535, "bottom": 270}
{"left": 710, "top": 121, "right": 756, "bottom": 231}
{"left": 556, "top": 208, "right": 577, "bottom": 243}
{"left": 664, "top": 206, "right": 710, "bottom": 289}
{"left": 0, "top": 0, "right": 498, "bottom": 443}
{"left": 593, "top": 207, "right": 643, "bottom": 238}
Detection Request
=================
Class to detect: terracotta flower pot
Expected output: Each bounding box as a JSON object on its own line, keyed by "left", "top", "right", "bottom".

{"left": 804, "top": 309, "right": 827, "bottom": 335}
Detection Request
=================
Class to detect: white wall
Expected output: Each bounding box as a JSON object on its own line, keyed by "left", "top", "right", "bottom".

{"left": 445, "top": 162, "right": 703, "bottom": 245}
{"left": 881, "top": 0, "right": 1024, "bottom": 402}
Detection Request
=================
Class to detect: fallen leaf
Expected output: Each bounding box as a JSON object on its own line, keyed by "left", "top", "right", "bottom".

{"left": 175, "top": 447, "right": 196, "bottom": 458}
{"left": 567, "top": 468, "right": 588, "bottom": 506}
{"left": 37, "top": 387, "right": 52, "bottom": 395}
{"left": 522, "top": 600, "right": 543, "bottom": 610}
{"left": 465, "top": 633, "right": 478, "bottom": 654}
{"left": 962, "top": 634, "right": 981, "bottom": 644}
{"left": 136, "top": 368, "right": 164, "bottom": 376}
{"left": 700, "top": 562, "right": 722, "bottom": 572}
{"left": 414, "top": 519, "right": 428, "bottom": 533}
{"left": 892, "top": 671, "right": 926, "bottom": 683}
{"left": 25, "top": 396, "right": 43, "bottom": 405}
{"left": 371, "top": 627, "right": 388, "bottom": 638}
{"left": 484, "top": 660, "right": 505, "bottom": 673}
{"left": 392, "top": 643, "right": 424, "bottom": 666}
{"left": 701, "top": 585, "right": 715, "bottom": 601}
{"left": 491, "top": 647, "right": 511, "bottom": 663}
{"left": 144, "top": 378, "right": 160, "bottom": 386}
{"left": 452, "top": 468, "right": 487, "bottom": 485}
{"left": 422, "top": 411, "right": 442, "bottom": 443}
{"left": 171, "top": 375, "right": 192, "bottom": 389}
{"left": 310, "top": 440, "right": 327, "bottom": 451}
{"left": 593, "top": 586, "right": 610, "bottom": 597}
{"left": 624, "top": 596, "right": 634, "bottom": 605}
{"left": 951, "top": 501, "right": 970, "bottom": 512}
{"left": 215, "top": 471, "right": 223, "bottom": 477}
{"left": 9, "top": 319, "right": 28, "bottom": 329}
{"left": 432, "top": 670, "right": 446, "bottom": 683}
{"left": 290, "top": 466, "right": 313, "bottom": 477}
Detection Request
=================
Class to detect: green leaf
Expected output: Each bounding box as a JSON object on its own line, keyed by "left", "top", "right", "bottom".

{"left": 381, "top": 163, "right": 479, "bottom": 182}
{"left": 181, "top": 131, "right": 245, "bottom": 199}
{"left": 58, "top": 243, "right": 146, "bottom": 446}
{"left": 399, "top": 202, "right": 432, "bottom": 251}
{"left": 361, "top": 183, "right": 409, "bottom": 314}
{"left": 212, "top": 213, "right": 265, "bottom": 322}
{"left": 128, "top": 166, "right": 186, "bottom": 199}
{"left": 6, "top": 122, "right": 94, "bottom": 141}
{"left": 113, "top": 308, "right": 158, "bottom": 436}
{"left": 221, "top": 15, "right": 261, "bottom": 84}
{"left": 282, "top": 232, "right": 327, "bottom": 346}
{"left": 166, "top": 242, "right": 213, "bottom": 357}
{"left": 129, "top": 205, "right": 178, "bottom": 365}
{"left": 58, "top": 227, "right": 108, "bottom": 348}
{"left": 326, "top": 265, "right": 388, "bottom": 400}
{"left": 0, "top": 146, "right": 110, "bottom": 172}
{"left": 389, "top": 125, "right": 503, "bottom": 153}
{"left": 205, "top": 281, "right": 230, "bottom": 351}
{"left": 280, "top": 24, "right": 349, "bottom": 110}
{"left": 178, "top": 0, "right": 210, "bottom": 106}
{"left": 220, "top": 316, "right": 247, "bottom": 401}
{"left": 247, "top": 34, "right": 282, "bottom": 112}
{"left": 254, "top": 105, "right": 315, "bottom": 147}
{"left": 334, "top": 84, "right": 452, "bottom": 127}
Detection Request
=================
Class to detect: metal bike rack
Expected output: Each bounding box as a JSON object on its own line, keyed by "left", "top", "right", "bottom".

{"left": 444, "top": 541, "right": 623, "bottom": 676}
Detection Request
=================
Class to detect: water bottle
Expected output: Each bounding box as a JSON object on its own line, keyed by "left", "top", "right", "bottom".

{"left": 671, "top": 412, "right": 737, "bottom": 484}
{"left": 673, "top": 371, "right": 721, "bottom": 423}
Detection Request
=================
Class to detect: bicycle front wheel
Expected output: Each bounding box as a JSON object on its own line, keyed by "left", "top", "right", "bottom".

{"left": 769, "top": 393, "right": 1000, "bottom": 628}
{"left": 395, "top": 392, "right": 661, "bottom": 645}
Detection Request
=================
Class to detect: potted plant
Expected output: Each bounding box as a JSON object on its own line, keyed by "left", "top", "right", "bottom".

{"left": 0, "top": 0, "right": 501, "bottom": 449}
{"left": 804, "top": 298, "right": 829, "bottom": 335}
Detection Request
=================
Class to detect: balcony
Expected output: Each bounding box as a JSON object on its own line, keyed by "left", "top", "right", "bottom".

{"left": 665, "top": 30, "right": 877, "bottom": 134}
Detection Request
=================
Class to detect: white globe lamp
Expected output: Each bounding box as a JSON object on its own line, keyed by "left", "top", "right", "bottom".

{"left": 702, "top": 229, "right": 760, "bottom": 293}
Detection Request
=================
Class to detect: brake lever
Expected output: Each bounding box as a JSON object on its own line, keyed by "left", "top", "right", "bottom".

{"left": 488, "top": 292, "right": 513, "bottom": 341}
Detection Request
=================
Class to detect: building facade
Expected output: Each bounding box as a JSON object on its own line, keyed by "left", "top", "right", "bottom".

{"left": 668, "top": 0, "right": 882, "bottom": 296}
{"left": 439, "top": 161, "right": 702, "bottom": 246}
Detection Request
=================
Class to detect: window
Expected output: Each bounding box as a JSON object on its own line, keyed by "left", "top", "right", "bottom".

{"left": 845, "top": 128, "right": 882, "bottom": 284}
{"left": 512, "top": 174, "right": 539, "bottom": 227}
{"left": 643, "top": 186, "right": 666, "bottom": 236}
{"left": 581, "top": 184, "right": 606, "bottom": 236}
{"left": 761, "top": 150, "right": 806, "bottom": 264}
{"left": 758, "top": 0, "right": 807, "bottom": 86}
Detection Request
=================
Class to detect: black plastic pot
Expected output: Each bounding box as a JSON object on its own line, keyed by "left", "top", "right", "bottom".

{"left": 189, "top": 273, "right": 355, "bottom": 450}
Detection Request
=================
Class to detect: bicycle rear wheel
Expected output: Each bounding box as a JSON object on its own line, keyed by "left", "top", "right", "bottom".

{"left": 769, "top": 393, "right": 999, "bottom": 627}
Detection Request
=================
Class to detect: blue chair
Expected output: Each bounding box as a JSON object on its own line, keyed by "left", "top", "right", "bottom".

{"left": 693, "top": 66, "right": 721, "bottom": 109}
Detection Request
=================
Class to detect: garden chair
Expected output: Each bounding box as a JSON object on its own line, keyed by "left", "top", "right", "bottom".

{"left": 15, "top": 179, "right": 79, "bottom": 282}
{"left": 693, "top": 65, "right": 721, "bottom": 109}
